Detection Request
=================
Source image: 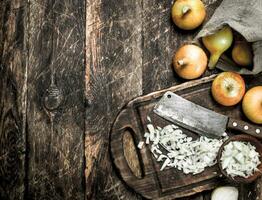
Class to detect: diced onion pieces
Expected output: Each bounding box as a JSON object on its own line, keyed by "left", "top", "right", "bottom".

{"left": 220, "top": 141, "right": 261, "bottom": 178}
{"left": 140, "top": 121, "right": 227, "bottom": 174}
{"left": 137, "top": 141, "right": 144, "bottom": 149}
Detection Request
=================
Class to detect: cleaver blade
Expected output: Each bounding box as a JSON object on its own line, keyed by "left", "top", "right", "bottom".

{"left": 154, "top": 91, "right": 262, "bottom": 138}
{"left": 153, "top": 91, "right": 229, "bottom": 138}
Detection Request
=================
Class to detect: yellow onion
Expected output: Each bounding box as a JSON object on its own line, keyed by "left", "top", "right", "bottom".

{"left": 242, "top": 86, "right": 262, "bottom": 124}
{"left": 202, "top": 26, "right": 233, "bottom": 69}
{"left": 211, "top": 72, "right": 245, "bottom": 106}
{"left": 173, "top": 44, "right": 207, "bottom": 79}
{"left": 232, "top": 40, "right": 253, "bottom": 67}
{"left": 171, "top": 0, "right": 206, "bottom": 30}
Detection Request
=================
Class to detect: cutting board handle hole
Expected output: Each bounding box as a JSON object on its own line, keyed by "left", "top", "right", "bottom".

{"left": 122, "top": 128, "right": 144, "bottom": 179}
{"left": 167, "top": 94, "right": 171, "bottom": 98}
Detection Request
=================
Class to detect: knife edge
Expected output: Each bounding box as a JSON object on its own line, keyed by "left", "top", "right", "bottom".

{"left": 153, "top": 91, "right": 228, "bottom": 138}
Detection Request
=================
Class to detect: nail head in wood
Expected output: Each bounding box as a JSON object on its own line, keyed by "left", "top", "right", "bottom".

{"left": 244, "top": 125, "right": 249, "bottom": 130}
{"left": 256, "top": 129, "right": 261, "bottom": 134}
{"left": 233, "top": 122, "right": 237, "bottom": 127}
{"left": 43, "top": 83, "right": 63, "bottom": 111}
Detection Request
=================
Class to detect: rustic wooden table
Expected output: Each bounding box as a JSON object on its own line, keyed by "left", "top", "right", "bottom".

{"left": 0, "top": 0, "right": 261, "bottom": 199}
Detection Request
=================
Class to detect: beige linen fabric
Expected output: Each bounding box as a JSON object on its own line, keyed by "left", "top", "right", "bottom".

{"left": 195, "top": 0, "right": 262, "bottom": 74}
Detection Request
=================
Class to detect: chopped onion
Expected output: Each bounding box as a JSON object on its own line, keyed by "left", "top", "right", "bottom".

{"left": 137, "top": 141, "right": 144, "bottom": 149}
{"left": 220, "top": 141, "right": 261, "bottom": 178}
{"left": 160, "top": 157, "right": 170, "bottom": 171}
{"left": 140, "top": 121, "right": 228, "bottom": 174}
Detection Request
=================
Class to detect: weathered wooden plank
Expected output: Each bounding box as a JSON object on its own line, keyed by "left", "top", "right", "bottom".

{"left": 85, "top": 0, "right": 143, "bottom": 199}
{"left": 27, "top": 0, "right": 85, "bottom": 199}
{"left": 0, "top": 0, "right": 27, "bottom": 199}
{"left": 142, "top": 0, "right": 183, "bottom": 94}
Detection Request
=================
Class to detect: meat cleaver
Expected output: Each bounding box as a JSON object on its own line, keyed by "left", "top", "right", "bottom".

{"left": 154, "top": 91, "right": 262, "bottom": 138}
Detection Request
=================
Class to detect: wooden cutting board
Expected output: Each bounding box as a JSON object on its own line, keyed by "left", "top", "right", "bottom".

{"left": 110, "top": 74, "right": 262, "bottom": 199}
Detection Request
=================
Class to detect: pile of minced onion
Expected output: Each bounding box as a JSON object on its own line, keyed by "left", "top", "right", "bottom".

{"left": 138, "top": 118, "right": 261, "bottom": 177}
{"left": 220, "top": 141, "right": 261, "bottom": 178}
{"left": 137, "top": 118, "right": 228, "bottom": 174}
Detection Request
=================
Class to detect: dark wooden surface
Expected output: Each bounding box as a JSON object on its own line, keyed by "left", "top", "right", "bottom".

{"left": 1, "top": 0, "right": 85, "bottom": 199}
{"left": 27, "top": 0, "right": 85, "bottom": 199}
{"left": 0, "top": 0, "right": 27, "bottom": 199}
{"left": 0, "top": 0, "right": 261, "bottom": 199}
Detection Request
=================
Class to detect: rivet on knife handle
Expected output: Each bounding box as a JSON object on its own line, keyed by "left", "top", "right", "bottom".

{"left": 227, "top": 118, "right": 262, "bottom": 138}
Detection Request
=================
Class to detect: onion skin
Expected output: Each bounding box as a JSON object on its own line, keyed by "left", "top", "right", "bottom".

{"left": 232, "top": 41, "right": 253, "bottom": 67}
{"left": 171, "top": 0, "right": 206, "bottom": 30}
{"left": 212, "top": 72, "right": 245, "bottom": 106}
{"left": 242, "top": 86, "right": 262, "bottom": 124}
{"left": 202, "top": 26, "right": 233, "bottom": 69}
{"left": 173, "top": 44, "right": 207, "bottom": 79}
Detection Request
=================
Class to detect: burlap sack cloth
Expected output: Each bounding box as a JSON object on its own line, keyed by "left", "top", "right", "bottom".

{"left": 195, "top": 0, "right": 262, "bottom": 75}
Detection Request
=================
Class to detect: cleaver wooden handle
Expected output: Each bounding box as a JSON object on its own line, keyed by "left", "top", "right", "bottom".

{"left": 227, "top": 118, "right": 262, "bottom": 139}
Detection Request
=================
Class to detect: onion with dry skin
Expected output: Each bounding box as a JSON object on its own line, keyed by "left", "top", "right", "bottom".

{"left": 171, "top": 0, "right": 206, "bottom": 30}
{"left": 232, "top": 40, "right": 253, "bottom": 67}
{"left": 242, "top": 86, "right": 262, "bottom": 124}
{"left": 202, "top": 26, "right": 233, "bottom": 69}
{"left": 173, "top": 44, "right": 207, "bottom": 79}
{"left": 211, "top": 72, "right": 245, "bottom": 106}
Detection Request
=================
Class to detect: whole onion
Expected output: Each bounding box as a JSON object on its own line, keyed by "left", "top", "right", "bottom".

{"left": 202, "top": 26, "right": 233, "bottom": 69}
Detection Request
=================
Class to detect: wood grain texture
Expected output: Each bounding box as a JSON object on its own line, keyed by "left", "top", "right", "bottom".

{"left": 85, "top": 0, "right": 143, "bottom": 199}
{"left": 26, "top": 0, "right": 85, "bottom": 199}
{"left": 0, "top": 0, "right": 27, "bottom": 199}
{"left": 0, "top": 0, "right": 261, "bottom": 199}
